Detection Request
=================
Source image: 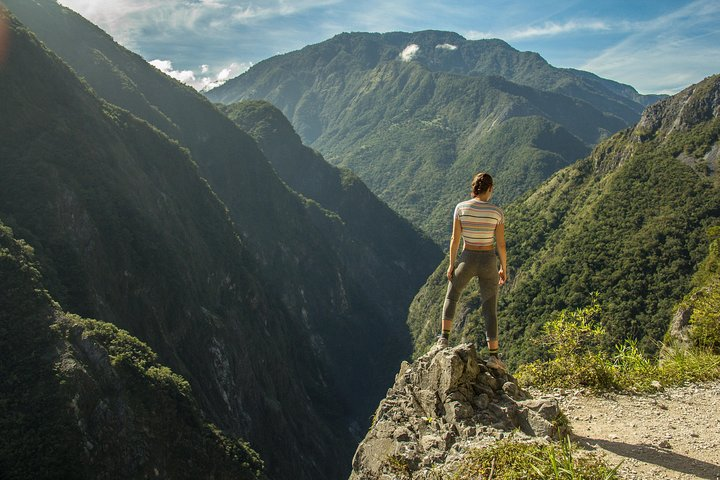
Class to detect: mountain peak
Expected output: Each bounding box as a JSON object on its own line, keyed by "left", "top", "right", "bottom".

{"left": 350, "top": 343, "right": 567, "bottom": 479}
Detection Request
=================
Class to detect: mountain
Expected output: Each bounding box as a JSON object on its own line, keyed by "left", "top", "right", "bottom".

{"left": 207, "top": 30, "right": 664, "bottom": 243}
{"left": 0, "top": 220, "right": 264, "bottom": 480}
{"left": 0, "top": 11, "right": 347, "bottom": 479}
{"left": 0, "top": 5, "right": 444, "bottom": 478}
{"left": 408, "top": 74, "right": 720, "bottom": 365}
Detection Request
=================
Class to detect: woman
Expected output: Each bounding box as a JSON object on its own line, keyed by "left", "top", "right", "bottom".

{"left": 438, "top": 172, "right": 507, "bottom": 371}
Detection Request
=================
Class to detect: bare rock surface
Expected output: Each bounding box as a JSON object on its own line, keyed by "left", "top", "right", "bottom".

{"left": 349, "top": 343, "right": 566, "bottom": 479}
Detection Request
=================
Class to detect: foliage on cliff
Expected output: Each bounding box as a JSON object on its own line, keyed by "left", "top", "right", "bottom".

{"left": 0, "top": 222, "right": 264, "bottom": 480}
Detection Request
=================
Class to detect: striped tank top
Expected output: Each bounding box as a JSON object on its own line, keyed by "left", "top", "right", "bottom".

{"left": 453, "top": 198, "right": 504, "bottom": 248}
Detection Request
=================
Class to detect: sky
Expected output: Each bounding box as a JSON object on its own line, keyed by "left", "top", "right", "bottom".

{"left": 56, "top": 0, "right": 720, "bottom": 95}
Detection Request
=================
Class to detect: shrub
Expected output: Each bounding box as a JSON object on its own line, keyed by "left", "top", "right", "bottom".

{"left": 516, "top": 299, "right": 622, "bottom": 391}
{"left": 657, "top": 346, "right": 720, "bottom": 384}
{"left": 516, "top": 299, "right": 720, "bottom": 393}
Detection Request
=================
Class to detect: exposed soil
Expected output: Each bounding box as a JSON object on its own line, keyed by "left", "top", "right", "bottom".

{"left": 544, "top": 381, "right": 720, "bottom": 479}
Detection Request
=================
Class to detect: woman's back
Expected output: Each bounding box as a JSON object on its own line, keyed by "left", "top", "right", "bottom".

{"left": 453, "top": 198, "right": 504, "bottom": 249}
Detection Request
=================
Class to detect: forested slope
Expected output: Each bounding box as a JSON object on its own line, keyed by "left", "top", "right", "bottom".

{"left": 409, "top": 74, "right": 720, "bottom": 365}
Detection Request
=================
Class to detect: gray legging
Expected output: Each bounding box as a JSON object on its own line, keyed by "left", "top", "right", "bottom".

{"left": 442, "top": 249, "right": 499, "bottom": 342}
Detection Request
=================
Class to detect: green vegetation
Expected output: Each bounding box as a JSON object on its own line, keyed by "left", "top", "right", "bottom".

{"left": 206, "top": 30, "right": 656, "bottom": 243}
{"left": 447, "top": 437, "right": 621, "bottom": 480}
{"left": 683, "top": 227, "right": 720, "bottom": 353}
{"left": 687, "top": 283, "right": 720, "bottom": 353}
{"left": 0, "top": 221, "right": 264, "bottom": 480}
{"left": 408, "top": 75, "right": 720, "bottom": 368}
{"left": 0, "top": 223, "right": 84, "bottom": 479}
{"left": 53, "top": 314, "right": 192, "bottom": 395}
{"left": 382, "top": 454, "right": 412, "bottom": 478}
{"left": 0, "top": 9, "right": 357, "bottom": 479}
{"left": 515, "top": 301, "right": 720, "bottom": 392}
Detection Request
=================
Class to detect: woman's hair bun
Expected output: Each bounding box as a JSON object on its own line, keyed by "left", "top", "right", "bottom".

{"left": 472, "top": 172, "right": 493, "bottom": 196}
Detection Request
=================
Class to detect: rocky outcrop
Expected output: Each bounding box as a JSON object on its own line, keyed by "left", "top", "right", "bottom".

{"left": 350, "top": 343, "right": 567, "bottom": 479}
{"left": 635, "top": 74, "right": 720, "bottom": 140}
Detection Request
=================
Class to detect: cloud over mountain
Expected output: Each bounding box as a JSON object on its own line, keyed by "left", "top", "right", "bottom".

{"left": 149, "top": 59, "right": 250, "bottom": 91}
{"left": 399, "top": 43, "right": 420, "bottom": 61}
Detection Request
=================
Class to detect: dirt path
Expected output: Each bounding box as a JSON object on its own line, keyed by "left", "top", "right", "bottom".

{"left": 543, "top": 381, "right": 720, "bottom": 479}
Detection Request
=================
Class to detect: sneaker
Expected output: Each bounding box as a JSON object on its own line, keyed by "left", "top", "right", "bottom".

{"left": 486, "top": 355, "right": 507, "bottom": 372}
{"left": 436, "top": 336, "right": 449, "bottom": 348}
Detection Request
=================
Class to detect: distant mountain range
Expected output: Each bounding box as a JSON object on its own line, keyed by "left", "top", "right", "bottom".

{"left": 408, "top": 74, "right": 720, "bottom": 364}
{"left": 207, "top": 30, "right": 665, "bottom": 243}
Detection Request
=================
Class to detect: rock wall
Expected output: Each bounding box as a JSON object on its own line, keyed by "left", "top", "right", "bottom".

{"left": 350, "top": 344, "right": 567, "bottom": 479}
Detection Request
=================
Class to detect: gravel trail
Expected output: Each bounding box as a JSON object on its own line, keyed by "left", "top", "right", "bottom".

{"left": 547, "top": 381, "right": 720, "bottom": 479}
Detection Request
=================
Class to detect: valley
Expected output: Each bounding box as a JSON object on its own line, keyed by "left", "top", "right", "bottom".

{"left": 1, "top": 1, "right": 718, "bottom": 479}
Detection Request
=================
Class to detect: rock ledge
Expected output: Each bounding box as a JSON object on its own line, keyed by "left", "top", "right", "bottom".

{"left": 350, "top": 343, "right": 567, "bottom": 479}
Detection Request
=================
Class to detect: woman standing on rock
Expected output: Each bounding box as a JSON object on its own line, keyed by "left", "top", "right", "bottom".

{"left": 438, "top": 172, "right": 507, "bottom": 371}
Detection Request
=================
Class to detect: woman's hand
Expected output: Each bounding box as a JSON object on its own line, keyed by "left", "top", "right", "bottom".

{"left": 447, "top": 264, "right": 454, "bottom": 281}
{"left": 498, "top": 267, "right": 507, "bottom": 285}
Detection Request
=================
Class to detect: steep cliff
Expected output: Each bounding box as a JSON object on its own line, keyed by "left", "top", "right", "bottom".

{"left": 2, "top": 3, "right": 442, "bottom": 478}
{"left": 0, "top": 220, "right": 264, "bottom": 480}
{"left": 0, "top": 11, "right": 349, "bottom": 479}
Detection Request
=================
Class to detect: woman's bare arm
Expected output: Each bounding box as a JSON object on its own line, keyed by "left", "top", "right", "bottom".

{"left": 447, "top": 216, "right": 462, "bottom": 281}
{"left": 495, "top": 223, "right": 507, "bottom": 285}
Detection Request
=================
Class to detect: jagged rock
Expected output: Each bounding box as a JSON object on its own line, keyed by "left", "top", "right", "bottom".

{"left": 668, "top": 285, "right": 714, "bottom": 347}
{"left": 349, "top": 343, "right": 566, "bottom": 479}
{"left": 669, "top": 302, "right": 693, "bottom": 346}
{"left": 635, "top": 75, "right": 720, "bottom": 141}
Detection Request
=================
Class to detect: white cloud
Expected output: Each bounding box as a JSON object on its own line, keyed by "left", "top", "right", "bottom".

{"left": 150, "top": 59, "right": 196, "bottom": 83}
{"left": 400, "top": 44, "right": 420, "bottom": 61}
{"left": 149, "top": 59, "right": 252, "bottom": 91}
{"left": 200, "top": 0, "right": 226, "bottom": 8}
{"left": 230, "top": 0, "right": 341, "bottom": 24}
{"left": 466, "top": 30, "right": 495, "bottom": 40}
{"left": 507, "top": 20, "right": 610, "bottom": 40}
{"left": 435, "top": 43, "right": 458, "bottom": 50}
{"left": 467, "top": 20, "right": 611, "bottom": 42}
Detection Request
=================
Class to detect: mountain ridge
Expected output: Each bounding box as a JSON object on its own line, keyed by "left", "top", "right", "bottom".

{"left": 206, "top": 29, "right": 664, "bottom": 243}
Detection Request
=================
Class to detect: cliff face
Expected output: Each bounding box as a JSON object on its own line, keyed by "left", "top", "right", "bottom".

{"left": 0, "top": 221, "right": 264, "bottom": 480}
{"left": 0, "top": 11, "right": 347, "bottom": 479}
{"left": 635, "top": 74, "right": 720, "bottom": 140}
{"left": 1, "top": 3, "right": 442, "bottom": 478}
{"left": 350, "top": 344, "right": 566, "bottom": 479}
